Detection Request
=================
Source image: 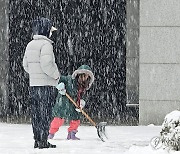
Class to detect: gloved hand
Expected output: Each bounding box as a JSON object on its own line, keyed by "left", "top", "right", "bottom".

{"left": 75, "top": 99, "right": 86, "bottom": 112}
{"left": 56, "top": 82, "right": 66, "bottom": 95}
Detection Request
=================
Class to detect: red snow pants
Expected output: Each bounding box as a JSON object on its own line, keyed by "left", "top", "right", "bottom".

{"left": 49, "top": 117, "right": 80, "bottom": 134}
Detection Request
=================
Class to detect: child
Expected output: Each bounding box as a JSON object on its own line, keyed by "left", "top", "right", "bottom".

{"left": 48, "top": 65, "right": 94, "bottom": 140}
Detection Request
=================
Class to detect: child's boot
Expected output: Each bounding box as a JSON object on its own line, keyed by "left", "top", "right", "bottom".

{"left": 48, "top": 133, "right": 54, "bottom": 139}
{"left": 67, "top": 130, "right": 80, "bottom": 140}
{"left": 71, "top": 130, "right": 80, "bottom": 140}
{"left": 67, "top": 131, "right": 71, "bottom": 140}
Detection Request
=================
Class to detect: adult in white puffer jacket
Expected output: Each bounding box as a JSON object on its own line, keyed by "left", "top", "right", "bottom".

{"left": 23, "top": 17, "right": 59, "bottom": 149}
{"left": 23, "top": 34, "right": 59, "bottom": 86}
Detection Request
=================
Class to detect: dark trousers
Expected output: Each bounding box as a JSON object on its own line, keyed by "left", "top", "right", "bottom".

{"left": 29, "top": 86, "right": 57, "bottom": 141}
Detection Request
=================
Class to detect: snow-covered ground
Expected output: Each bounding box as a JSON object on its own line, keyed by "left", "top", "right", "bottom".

{"left": 0, "top": 122, "right": 180, "bottom": 154}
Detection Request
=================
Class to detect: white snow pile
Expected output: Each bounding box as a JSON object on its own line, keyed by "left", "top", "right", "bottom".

{"left": 125, "top": 110, "right": 180, "bottom": 154}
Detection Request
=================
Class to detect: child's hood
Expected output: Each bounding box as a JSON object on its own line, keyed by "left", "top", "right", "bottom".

{"left": 72, "top": 65, "right": 95, "bottom": 90}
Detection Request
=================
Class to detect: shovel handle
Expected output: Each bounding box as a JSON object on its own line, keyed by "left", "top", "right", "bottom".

{"left": 65, "top": 93, "right": 97, "bottom": 127}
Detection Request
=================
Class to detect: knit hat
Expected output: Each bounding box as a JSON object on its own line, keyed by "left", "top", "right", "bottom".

{"left": 72, "top": 65, "right": 95, "bottom": 90}
{"left": 32, "top": 17, "right": 57, "bottom": 38}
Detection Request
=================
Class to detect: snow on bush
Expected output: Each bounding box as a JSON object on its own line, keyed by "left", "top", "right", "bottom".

{"left": 156, "top": 110, "right": 180, "bottom": 151}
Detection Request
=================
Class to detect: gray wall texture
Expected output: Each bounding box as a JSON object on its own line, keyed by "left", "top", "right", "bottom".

{"left": 126, "top": 0, "right": 139, "bottom": 106}
{"left": 139, "top": 0, "right": 180, "bottom": 125}
{"left": 0, "top": 0, "right": 9, "bottom": 120}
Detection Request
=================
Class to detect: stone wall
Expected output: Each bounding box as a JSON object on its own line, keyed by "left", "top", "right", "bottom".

{"left": 126, "top": 0, "right": 139, "bottom": 106}
{"left": 125, "top": 0, "right": 139, "bottom": 125}
{"left": 0, "top": 0, "right": 9, "bottom": 120}
{"left": 139, "top": 0, "right": 180, "bottom": 125}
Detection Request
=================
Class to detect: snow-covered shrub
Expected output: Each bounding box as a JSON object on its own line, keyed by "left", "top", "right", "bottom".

{"left": 160, "top": 110, "right": 180, "bottom": 150}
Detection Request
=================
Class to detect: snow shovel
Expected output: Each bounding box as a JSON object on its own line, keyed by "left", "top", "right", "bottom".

{"left": 65, "top": 93, "right": 108, "bottom": 142}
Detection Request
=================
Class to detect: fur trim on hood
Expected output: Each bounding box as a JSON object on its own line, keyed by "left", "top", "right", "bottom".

{"left": 72, "top": 65, "right": 94, "bottom": 90}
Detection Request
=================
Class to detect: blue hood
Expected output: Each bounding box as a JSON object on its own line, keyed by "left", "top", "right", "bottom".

{"left": 32, "top": 17, "right": 52, "bottom": 38}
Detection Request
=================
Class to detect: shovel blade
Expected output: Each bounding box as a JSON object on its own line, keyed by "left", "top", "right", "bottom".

{"left": 96, "top": 122, "right": 108, "bottom": 142}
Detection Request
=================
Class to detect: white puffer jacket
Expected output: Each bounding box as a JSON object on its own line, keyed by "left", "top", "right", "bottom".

{"left": 23, "top": 35, "right": 60, "bottom": 86}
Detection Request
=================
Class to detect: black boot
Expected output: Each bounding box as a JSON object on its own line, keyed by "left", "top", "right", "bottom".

{"left": 34, "top": 141, "right": 39, "bottom": 148}
{"left": 38, "top": 141, "right": 56, "bottom": 149}
{"left": 47, "top": 142, "right": 56, "bottom": 148}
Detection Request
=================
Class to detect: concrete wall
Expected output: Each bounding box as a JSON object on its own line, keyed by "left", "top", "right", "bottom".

{"left": 126, "top": 0, "right": 139, "bottom": 106}
{"left": 139, "top": 0, "right": 180, "bottom": 125}
{"left": 0, "top": 0, "right": 9, "bottom": 119}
